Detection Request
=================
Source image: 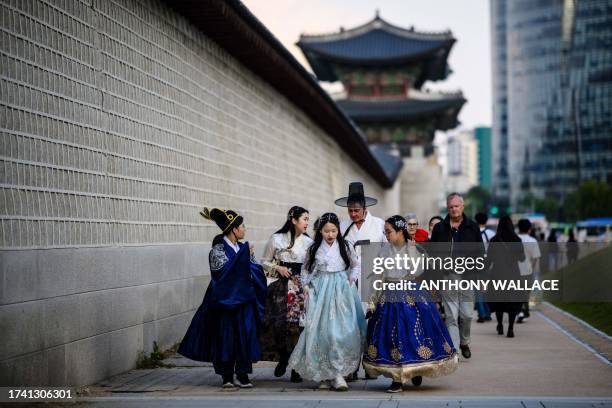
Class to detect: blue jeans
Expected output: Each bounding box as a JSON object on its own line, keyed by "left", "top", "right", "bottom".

{"left": 475, "top": 291, "right": 490, "bottom": 319}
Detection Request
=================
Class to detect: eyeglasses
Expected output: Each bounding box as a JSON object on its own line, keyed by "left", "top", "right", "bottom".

{"left": 407, "top": 223, "right": 418, "bottom": 227}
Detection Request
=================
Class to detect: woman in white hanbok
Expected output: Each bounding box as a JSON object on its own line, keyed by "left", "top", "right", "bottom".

{"left": 288, "top": 213, "right": 366, "bottom": 391}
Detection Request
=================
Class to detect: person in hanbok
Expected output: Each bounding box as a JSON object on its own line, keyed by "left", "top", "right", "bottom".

{"left": 337, "top": 182, "right": 386, "bottom": 380}
{"left": 363, "top": 215, "right": 458, "bottom": 393}
{"left": 288, "top": 212, "right": 367, "bottom": 391}
{"left": 259, "top": 206, "right": 313, "bottom": 383}
{"left": 178, "top": 207, "right": 267, "bottom": 389}
{"left": 338, "top": 182, "right": 386, "bottom": 251}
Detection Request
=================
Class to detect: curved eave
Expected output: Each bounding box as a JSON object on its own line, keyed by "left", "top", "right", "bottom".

{"left": 299, "top": 15, "right": 453, "bottom": 44}
{"left": 297, "top": 39, "right": 454, "bottom": 65}
{"left": 337, "top": 97, "right": 466, "bottom": 128}
{"left": 299, "top": 40, "right": 455, "bottom": 84}
{"left": 369, "top": 144, "right": 404, "bottom": 182}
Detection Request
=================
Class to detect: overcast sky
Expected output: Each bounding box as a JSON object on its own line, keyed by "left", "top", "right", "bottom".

{"left": 241, "top": 0, "right": 492, "bottom": 129}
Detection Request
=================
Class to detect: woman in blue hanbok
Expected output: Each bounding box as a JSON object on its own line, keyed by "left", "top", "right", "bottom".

{"left": 178, "top": 207, "right": 267, "bottom": 389}
{"left": 288, "top": 213, "right": 366, "bottom": 391}
{"left": 363, "top": 215, "right": 458, "bottom": 393}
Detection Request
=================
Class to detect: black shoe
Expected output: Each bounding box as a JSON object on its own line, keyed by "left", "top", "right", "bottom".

{"left": 497, "top": 324, "right": 504, "bottom": 335}
{"left": 411, "top": 376, "right": 423, "bottom": 386}
{"left": 517, "top": 316, "right": 524, "bottom": 324}
{"left": 460, "top": 344, "right": 471, "bottom": 359}
{"left": 506, "top": 329, "right": 515, "bottom": 338}
{"left": 290, "top": 369, "right": 302, "bottom": 383}
{"left": 484, "top": 316, "right": 492, "bottom": 321}
{"left": 235, "top": 374, "right": 253, "bottom": 388}
{"left": 477, "top": 317, "right": 485, "bottom": 323}
{"left": 274, "top": 361, "right": 287, "bottom": 377}
{"left": 222, "top": 375, "right": 235, "bottom": 388}
{"left": 387, "top": 381, "right": 402, "bottom": 393}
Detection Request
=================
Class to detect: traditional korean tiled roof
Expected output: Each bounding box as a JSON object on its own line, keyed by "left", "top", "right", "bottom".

{"left": 336, "top": 92, "right": 465, "bottom": 130}
{"left": 298, "top": 14, "right": 455, "bottom": 83}
{"left": 368, "top": 144, "right": 404, "bottom": 182}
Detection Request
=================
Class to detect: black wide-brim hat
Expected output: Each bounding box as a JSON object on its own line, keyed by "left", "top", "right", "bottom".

{"left": 334, "top": 182, "right": 378, "bottom": 207}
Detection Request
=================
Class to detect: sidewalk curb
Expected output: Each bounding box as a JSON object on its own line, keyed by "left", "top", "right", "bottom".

{"left": 542, "top": 301, "right": 612, "bottom": 341}
{"left": 537, "top": 303, "right": 611, "bottom": 365}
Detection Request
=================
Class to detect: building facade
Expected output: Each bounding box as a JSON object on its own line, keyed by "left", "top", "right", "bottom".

{"left": 491, "top": 0, "right": 612, "bottom": 209}
{"left": 490, "top": 0, "right": 510, "bottom": 206}
{"left": 474, "top": 126, "right": 492, "bottom": 189}
{"left": 445, "top": 129, "right": 479, "bottom": 194}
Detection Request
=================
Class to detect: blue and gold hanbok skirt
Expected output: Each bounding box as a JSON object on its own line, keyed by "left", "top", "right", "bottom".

{"left": 363, "top": 282, "right": 458, "bottom": 384}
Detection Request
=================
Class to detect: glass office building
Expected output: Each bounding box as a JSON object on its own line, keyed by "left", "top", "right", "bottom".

{"left": 491, "top": 0, "right": 612, "bottom": 209}
{"left": 490, "top": 0, "right": 510, "bottom": 206}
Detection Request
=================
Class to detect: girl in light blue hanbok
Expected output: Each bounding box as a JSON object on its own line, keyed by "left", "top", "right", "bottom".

{"left": 288, "top": 213, "right": 366, "bottom": 391}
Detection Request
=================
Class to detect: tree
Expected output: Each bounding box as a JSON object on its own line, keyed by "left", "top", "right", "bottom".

{"left": 525, "top": 181, "right": 612, "bottom": 223}
{"left": 464, "top": 186, "right": 491, "bottom": 216}
{"left": 565, "top": 181, "right": 612, "bottom": 222}
{"left": 534, "top": 197, "right": 560, "bottom": 221}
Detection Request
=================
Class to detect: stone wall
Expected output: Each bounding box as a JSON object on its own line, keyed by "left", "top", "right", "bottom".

{"left": 0, "top": 0, "right": 386, "bottom": 386}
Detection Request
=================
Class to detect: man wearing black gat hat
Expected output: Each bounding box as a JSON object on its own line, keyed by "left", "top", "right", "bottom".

{"left": 337, "top": 182, "right": 387, "bottom": 249}
{"left": 178, "top": 207, "right": 267, "bottom": 389}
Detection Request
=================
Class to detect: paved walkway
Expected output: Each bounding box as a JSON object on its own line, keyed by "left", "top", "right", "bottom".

{"left": 42, "top": 305, "right": 612, "bottom": 407}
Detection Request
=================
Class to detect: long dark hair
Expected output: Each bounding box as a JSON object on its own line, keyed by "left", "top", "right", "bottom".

{"left": 275, "top": 206, "right": 309, "bottom": 249}
{"left": 386, "top": 215, "right": 410, "bottom": 242}
{"left": 494, "top": 215, "right": 520, "bottom": 242}
{"left": 305, "top": 212, "right": 351, "bottom": 272}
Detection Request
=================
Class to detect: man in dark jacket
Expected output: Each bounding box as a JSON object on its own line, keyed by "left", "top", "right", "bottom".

{"left": 430, "top": 193, "right": 485, "bottom": 359}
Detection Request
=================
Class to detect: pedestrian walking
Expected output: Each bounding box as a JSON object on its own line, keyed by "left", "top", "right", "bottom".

{"left": 486, "top": 215, "right": 526, "bottom": 338}
{"left": 288, "top": 212, "right": 366, "bottom": 391}
{"left": 178, "top": 208, "right": 267, "bottom": 389}
{"left": 259, "top": 206, "right": 313, "bottom": 383}
{"left": 363, "top": 215, "right": 458, "bottom": 393}
{"left": 430, "top": 193, "right": 485, "bottom": 359}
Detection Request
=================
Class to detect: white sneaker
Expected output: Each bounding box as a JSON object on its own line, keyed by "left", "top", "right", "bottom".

{"left": 333, "top": 374, "right": 348, "bottom": 391}
{"left": 318, "top": 380, "right": 331, "bottom": 389}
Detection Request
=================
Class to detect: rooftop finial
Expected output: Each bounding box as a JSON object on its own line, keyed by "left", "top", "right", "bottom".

{"left": 375, "top": 9, "right": 380, "bottom": 19}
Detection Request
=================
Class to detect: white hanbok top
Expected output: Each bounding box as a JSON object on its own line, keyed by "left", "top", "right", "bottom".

{"left": 301, "top": 239, "right": 359, "bottom": 287}
{"left": 340, "top": 211, "right": 387, "bottom": 245}
{"left": 260, "top": 232, "right": 313, "bottom": 277}
{"left": 340, "top": 211, "right": 387, "bottom": 281}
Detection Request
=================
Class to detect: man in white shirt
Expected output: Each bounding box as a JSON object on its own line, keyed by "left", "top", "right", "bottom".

{"left": 474, "top": 213, "right": 494, "bottom": 323}
{"left": 475, "top": 212, "right": 495, "bottom": 250}
{"left": 336, "top": 183, "right": 387, "bottom": 263}
{"left": 517, "top": 218, "right": 541, "bottom": 323}
{"left": 335, "top": 182, "right": 386, "bottom": 381}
